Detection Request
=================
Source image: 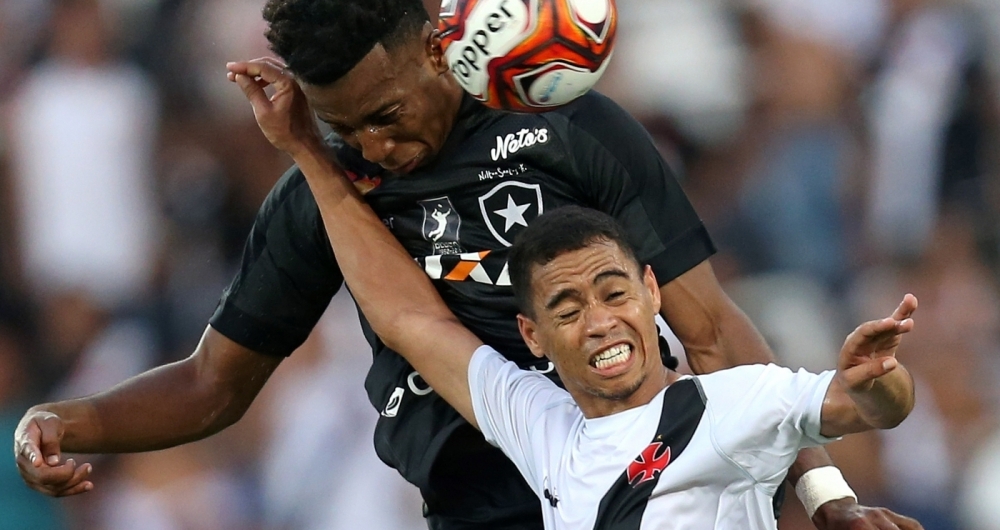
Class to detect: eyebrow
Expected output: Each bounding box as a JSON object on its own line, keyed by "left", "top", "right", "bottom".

{"left": 545, "top": 288, "right": 580, "bottom": 312}
{"left": 594, "top": 269, "right": 630, "bottom": 284}
{"left": 318, "top": 100, "right": 399, "bottom": 129}
{"left": 542, "top": 268, "right": 631, "bottom": 311}
{"left": 362, "top": 101, "right": 399, "bottom": 122}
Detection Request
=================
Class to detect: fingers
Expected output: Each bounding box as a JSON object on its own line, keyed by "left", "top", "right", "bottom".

{"left": 55, "top": 479, "right": 95, "bottom": 497}
{"left": 891, "top": 294, "right": 918, "bottom": 322}
{"left": 848, "top": 316, "right": 914, "bottom": 347}
{"left": 37, "top": 416, "right": 63, "bottom": 466}
{"left": 885, "top": 511, "right": 924, "bottom": 530}
{"left": 840, "top": 356, "right": 898, "bottom": 390}
{"left": 15, "top": 415, "right": 62, "bottom": 467}
{"left": 15, "top": 422, "right": 43, "bottom": 467}
{"left": 53, "top": 460, "right": 94, "bottom": 497}
{"left": 226, "top": 57, "right": 291, "bottom": 88}
{"left": 227, "top": 57, "right": 302, "bottom": 115}
{"left": 17, "top": 454, "right": 94, "bottom": 497}
{"left": 233, "top": 73, "right": 272, "bottom": 110}
{"left": 843, "top": 318, "right": 903, "bottom": 352}
{"left": 13, "top": 412, "right": 93, "bottom": 497}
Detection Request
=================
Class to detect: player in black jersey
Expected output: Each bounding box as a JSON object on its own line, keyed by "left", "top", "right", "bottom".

{"left": 14, "top": 0, "right": 921, "bottom": 529}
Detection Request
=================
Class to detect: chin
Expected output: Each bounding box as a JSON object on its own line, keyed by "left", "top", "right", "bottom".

{"left": 592, "top": 373, "right": 647, "bottom": 402}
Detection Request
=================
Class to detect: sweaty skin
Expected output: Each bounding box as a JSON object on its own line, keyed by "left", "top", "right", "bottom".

{"left": 227, "top": 56, "right": 918, "bottom": 439}
{"left": 11, "top": 17, "right": 922, "bottom": 529}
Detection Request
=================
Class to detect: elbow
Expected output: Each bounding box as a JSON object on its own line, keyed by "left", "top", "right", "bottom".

{"left": 187, "top": 359, "right": 251, "bottom": 437}
{"left": 379, "top": 310, "right": 460, "bottom": 355}
{"left": 194, "top": 385, "right": 248, "bottom": 437}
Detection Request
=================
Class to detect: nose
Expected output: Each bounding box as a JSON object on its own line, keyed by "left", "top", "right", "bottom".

{"left": 355, "top": 128, "right": 396, "bottom": 166}
{"left": 584, "top": 303, "right": 618, "bottom": 339}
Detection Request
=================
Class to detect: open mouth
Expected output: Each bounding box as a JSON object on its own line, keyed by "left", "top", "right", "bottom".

{"left": 590, "top": 343, "right": 633, "bottom": 371}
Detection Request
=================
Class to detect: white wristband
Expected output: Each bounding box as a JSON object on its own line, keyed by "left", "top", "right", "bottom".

{"left": 794, "top": 466, "right": 857, "bottom": 519}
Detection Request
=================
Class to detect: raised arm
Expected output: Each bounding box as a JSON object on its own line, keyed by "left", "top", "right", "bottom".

{"left": 227, "top": 58, "right": 484, "bottom": 427}
{"left": 820, "top": 295, "right": 917, "bottom": 437}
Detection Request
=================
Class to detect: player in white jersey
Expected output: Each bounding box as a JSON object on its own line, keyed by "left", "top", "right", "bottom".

{"left": 228, "top": 67, "right": 919, "bottom": 529}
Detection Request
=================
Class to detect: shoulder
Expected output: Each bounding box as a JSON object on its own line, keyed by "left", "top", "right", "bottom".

{"left": 694, "top": 364, "right": 785, "bottom": 409}
{"left": 471, "top": 346, "right": 561, "bottom": 394}
{"left": 696, "top": 364, "right": 834, "bottom": 419}
{"left": 537, "top": 91, "right": 670, "bottom": 184}
{"left": 257, "top": 165, "right": 315, "bottom": 224}
{"left": 470, "top": 346, "right": 575, "bottom": 420}
{"left": 541, "top": 91, "right": 652, "bottom": 145}
{"left": 257, "top": 132, "right": 376, "bottom": 227}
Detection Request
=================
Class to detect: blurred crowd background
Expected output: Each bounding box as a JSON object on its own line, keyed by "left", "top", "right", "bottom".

{"left": 1, "top": 0, "right": 999, "bottom": 528}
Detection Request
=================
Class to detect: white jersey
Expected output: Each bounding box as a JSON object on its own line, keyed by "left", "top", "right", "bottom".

{"left": 468, "top": 346, "right": 837, "bottom": 530}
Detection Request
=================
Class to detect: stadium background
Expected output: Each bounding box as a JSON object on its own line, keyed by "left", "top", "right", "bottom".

{"left": 1, "top": 0, "right": 1000, "bottom": 528}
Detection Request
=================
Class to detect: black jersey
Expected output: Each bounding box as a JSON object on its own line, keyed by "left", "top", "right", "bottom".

{"left": 210, "top": 91, "right": 714, "bottom": 502}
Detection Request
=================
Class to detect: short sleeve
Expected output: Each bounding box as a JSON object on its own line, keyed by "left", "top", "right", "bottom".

{"left": 698, "top": 364, "right": 836, "bottom": 487}
{"left": 468, "top": 345, "right": 576, "bottom": 493}
{"left": 209, "top": 167, "right": 344, "bottom": 356}
{"left": 544, "top": 92, "right": 716, "bottom": 284}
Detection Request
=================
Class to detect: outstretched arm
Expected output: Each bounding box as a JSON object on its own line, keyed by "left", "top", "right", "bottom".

{"left": 662, "top": 260, "right": 923, "bottom": 529}
{"left": 820, "top": 295, "right": 917, "bottom": 437}
{"left": 227, "top": 58, "right": 483, "bottom": 428}
{"left": 14, "top": 327, "right": 282, "bottom": 497}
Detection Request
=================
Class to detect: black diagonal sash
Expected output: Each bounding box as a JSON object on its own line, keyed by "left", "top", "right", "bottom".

{"left": 592, "top": 378, "right": 707, "bottom": 530}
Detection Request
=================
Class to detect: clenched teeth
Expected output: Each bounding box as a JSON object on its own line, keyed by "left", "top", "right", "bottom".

{"left": 592, "top": 344, "right": 632, "bottom": 370}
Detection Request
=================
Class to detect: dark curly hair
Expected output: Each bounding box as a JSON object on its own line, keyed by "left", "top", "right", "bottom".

{"left": 263, "top": 0, "right": 430, "bottom": 86}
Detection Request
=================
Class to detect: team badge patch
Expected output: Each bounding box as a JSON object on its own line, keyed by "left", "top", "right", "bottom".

{"left": 593, "top": 379, "right": 706, "bottom": 529}
{"left": 419, "top": 196, "right": 464, "bottom": 255}
{"left": 478, "top": 181, "right": 544, "bottom": 247}
{"left": 626, "top": 442, "right": 671, "bottom": 486}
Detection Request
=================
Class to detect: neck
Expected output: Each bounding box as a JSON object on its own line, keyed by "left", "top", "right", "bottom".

{"left": 577, "top": 366, "right": 678, "bottom": 419}
{"left": 442, "top": 78, "right": 465, "bottom": 127}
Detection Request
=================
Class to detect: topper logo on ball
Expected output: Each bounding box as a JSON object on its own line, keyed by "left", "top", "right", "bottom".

{"left": 440, "top": 0, "right": 615, "bottom": 112}
{"left": 445, "top": 0, "right": 532, "bottom": 99}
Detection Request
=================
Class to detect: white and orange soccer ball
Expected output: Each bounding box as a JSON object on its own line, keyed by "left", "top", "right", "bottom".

{"left": 439, "top": 0, "right": 617, "bottom": 113}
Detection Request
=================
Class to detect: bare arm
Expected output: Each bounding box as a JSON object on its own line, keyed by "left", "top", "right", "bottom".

{"left": 14, "top": 326, "right": 281, "bottom": 495}
{"left": 658, "top": 259, "right": 866, "bottom": 524}
{"left": 819, "top": 295, "right": 917, "bottom": 437}
{"left": 227, "top": 58, "right": 484, "bottom": 428}
{"left": 660, "top": 260, "right": 915, "bottom": 436}
{"left": 658, "top": 260, "right": 775, "bottom": 372}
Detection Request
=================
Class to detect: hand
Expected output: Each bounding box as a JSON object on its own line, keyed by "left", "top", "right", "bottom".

{"left": 837, "top": 294, "right": 917, "bottom": 392}
{"left": 13, "top": 409, "right": 94, "bottom": 497}
{"left": 226, "top": 57, "right": 324, "bottom": 157}
{"left": 813, "top": 498, "right": 924, "bottom": 529}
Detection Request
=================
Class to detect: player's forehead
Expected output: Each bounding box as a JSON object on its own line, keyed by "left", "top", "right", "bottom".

{"left": 300, "top": 42, "right": 421, "bottom": 124}
{"left": 531, "top": 241, "right": 638, "bottom": 305}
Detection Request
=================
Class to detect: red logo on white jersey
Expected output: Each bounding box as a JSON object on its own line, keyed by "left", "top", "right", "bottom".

{"left": 626, "top": 442, "right": 671, "bottom": 486}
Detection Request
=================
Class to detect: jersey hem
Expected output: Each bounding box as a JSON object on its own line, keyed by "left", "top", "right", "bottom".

{"left": 647, "top": 223, "right": 716, "bottom": 285}
{"left": 208, "top": 303, "right": 304, "bottom": 357}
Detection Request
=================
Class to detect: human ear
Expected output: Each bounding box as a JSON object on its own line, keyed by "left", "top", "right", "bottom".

{"left": 644, "top": 265, "right": 661, "bottom": 311}
{"left": 517, "top": 314, "right": 547, "bottom": 359}
{"left": 426, "top": 27, "right": 449, "bottom": 74}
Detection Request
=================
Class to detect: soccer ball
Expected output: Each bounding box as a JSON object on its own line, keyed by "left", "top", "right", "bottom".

{"left": 439, "top": 0, "right": 617, "bottom": 113}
